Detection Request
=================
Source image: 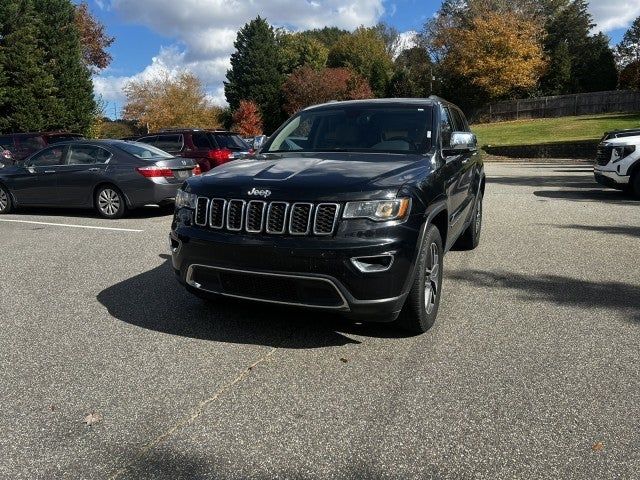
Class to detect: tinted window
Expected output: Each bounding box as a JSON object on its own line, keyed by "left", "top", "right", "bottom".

{"left": 213, "top": 133, "right": 250, "bottom": 151}
{"left": 440, "top": 107, "right": 454, "bottom": 147}
{"left": 47, "top": 134, "right": 83, "bottom": 144}
{"left": 192, "top": 132, "right": 212, "bottom": 149}
{"left": 137, "top": 136, "right": 158, "bottom": 145}
{"left": 28, "top": 146, "right": 66, "bottom": 167}
{"left": 0, "top": 136, "right": 13, "bottom": 150}
{"left": 117, "top": 142, "right": 173, "bottom": 160}
{"left": 155, "top": 134, "right": 183, "bottom": 152}
{"left": 16, "top": 135, "right": 46, "bottom": 152}
{"left": 450, "top": 108, "right": 468, "bottom": 132}
{"left": 266, "top": 106, "right": 432, "bottom": 155}
{"left": 68, "top": 145, "right": 112, "bottom": 165}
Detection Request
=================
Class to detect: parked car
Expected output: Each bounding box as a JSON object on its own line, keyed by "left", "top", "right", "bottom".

{"left": 0, "top": 140, "right": 199, "bottom": 219}
{"left": 0, "top": 132, "right": 84, "bottom": 165}
{"left": 170, "top": 97, "right": 485, "bottom": 333}
{"left": 135, "top": 129, "right": 253, "bottom": 173}
{"left": 243, "top": 135, "right": 268, "bottom": 151}
{"left": 595, "top": 131, "right": 640, "bottom": 197}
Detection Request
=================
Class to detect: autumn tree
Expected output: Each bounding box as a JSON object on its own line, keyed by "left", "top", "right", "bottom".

{"left": 616, "top": 17, "right": 640, "bottom": 90}
{"left": 282, "top": 66, "right": 373, "bottom": 115}
{"left": 231, "top": 100, "right": 263, "bottom": 136}
{"left": 74, "top": 1, "right": 114, "bottom": 72}
{"left": 123, "top": 72, "right": 222, "bottom": 132}
{"left": 327, "top": 27, "right": 394, "bottom": 97}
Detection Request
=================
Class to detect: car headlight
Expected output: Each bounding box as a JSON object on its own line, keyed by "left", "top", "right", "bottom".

{"left": 175, "top": 189, "right": 198, "bottom": 209}
{"left": 343, "top": 198, "right": 411, "bottom": 222}
{"left": 612, "top": 145, "right": 635, "bottom": 162}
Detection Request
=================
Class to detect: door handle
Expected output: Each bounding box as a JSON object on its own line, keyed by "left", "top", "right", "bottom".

{"left": 44, "top": 170, "right": 56, "bottom": 173}
{"left": 88, "top": 168, "right": 100, "bottom": 172}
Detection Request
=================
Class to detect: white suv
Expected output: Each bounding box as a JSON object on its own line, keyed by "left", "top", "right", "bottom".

{"left": 594, "top": 129, "right": 640, "bottom": 197}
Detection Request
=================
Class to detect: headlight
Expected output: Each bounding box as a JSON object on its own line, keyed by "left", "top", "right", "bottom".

{"left": 612, "top": 145, "right": 635, "bottom": 162}
{"left": 343, "top": 198, "right": 411, "bottom": 222}
{"left": 175, "top": 189, "right": 198, "bottom": 209}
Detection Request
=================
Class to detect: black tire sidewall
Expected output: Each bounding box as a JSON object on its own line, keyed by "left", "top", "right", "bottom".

{"left": 0, "top": 184, "right": 12, "bottom": 214}
{"left": 95, "top": 186, "right": 126, "bottom": 219}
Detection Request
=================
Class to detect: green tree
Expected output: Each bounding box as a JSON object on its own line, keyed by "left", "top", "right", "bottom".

{"left": 0, "top": 0, "right": 59, "bottom": 132}
{"left": 34, "top": 0, "right": 96, "bottom": 133}
{"left": 225, "top": 17, "right": 284, "bottom": 133}
{"left": 299, "top": 27, "right": 349, "bottom": 49}
{"left": 616, "top": 16, "right": 640, "bottom": 89}
{"left": 278, "top": 32, "right": 328, "bottom": 75}
{"left": 394, "top": 46, "right": 435, "bottom": 96}
{"left": 327, "top": 27, "right": 394, "bottom": 97}
{"left": 540, "top": 41, "right": 572, "bottom": 94}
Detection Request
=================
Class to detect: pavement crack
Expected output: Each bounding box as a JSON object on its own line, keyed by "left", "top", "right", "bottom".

{"left": 108, "top": 347, "right": 278, "bottom": 480}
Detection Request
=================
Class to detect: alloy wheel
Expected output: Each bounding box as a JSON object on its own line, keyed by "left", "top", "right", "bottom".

{"left": 0, "top": 188, "right": 8, "bottom": 212}
{"left": 98, "top": 188, "right": 120, "bottom": 217}
{"left": 424, "top": 242, "right": 440, "bottom": 314}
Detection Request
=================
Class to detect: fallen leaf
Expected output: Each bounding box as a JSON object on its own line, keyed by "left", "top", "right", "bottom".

{"left": 83, "top": 412, "right": 103, "bottom": 426}
{"left": 592, "top": 442, "right": 604, "bottom": 452}
{"left": 49, "top": 404, "right": 56, "bottom": 412}
{"left": 340, "top": 358, "right": 348, "bottom": 363}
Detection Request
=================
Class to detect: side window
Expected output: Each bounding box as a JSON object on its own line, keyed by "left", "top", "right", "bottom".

{"left": 0, "top": 135, "right": 14, "bottom": 151}
{"left": 440, "top": 107, "right": 454, "bottom": 147}
{"left": 192, "top": 132, "right": 212, "bottom": 149}
{"left": 68, "top": 145, "right": 112, "bottom": 165}
{"left": 28, "top": 146, "right": 66, "bottom": 167}
{"left": 137, "top": 136, "right": 158, "bottom": 145}
{"left": 451, "top": 108, "right": 469, "bottom": 132}
{"left": 155, "top": 134, "right": 183, "bottom": 152}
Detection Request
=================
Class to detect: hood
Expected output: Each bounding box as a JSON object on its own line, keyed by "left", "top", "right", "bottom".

{"left": 187, "top": 152, "right": 432, "bottom": 201}
{"left": 602, "top": 134, "right": 640, "bottom": 147}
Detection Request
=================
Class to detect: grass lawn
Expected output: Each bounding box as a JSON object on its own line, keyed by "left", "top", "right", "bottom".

{"left": 472, "top": 113, "right": 640, "bottom": 147}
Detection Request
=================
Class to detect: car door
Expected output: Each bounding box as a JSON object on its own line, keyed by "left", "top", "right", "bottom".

{"left": 438, "top": 106, "right": 468, "bottom": 243}
{"left": 56, "top": 144, "right": 112, "bottom": 206}
{"left": 11, "top": 145, "right": 68, "bottom": 205}
{"left": 450, "top": 107, "right": 478, "bottom": 225}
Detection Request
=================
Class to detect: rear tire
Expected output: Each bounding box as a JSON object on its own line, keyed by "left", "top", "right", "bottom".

{"left": 95, "top": 185, "right": 126, "bottom": 219}
{"left": 455, "top": 191, "right": 483, "bottom": 250}
{"left": 0, "top": 184, "right": 13, "bottom": 214}
{"left": 394, "top": 224, "right": 444, "bottom": 334}
{"left": 632, "top": 170, "right": 640, "bottom": 198}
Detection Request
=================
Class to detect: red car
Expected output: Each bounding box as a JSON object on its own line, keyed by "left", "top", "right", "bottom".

{"left": 136, "top": 129, "right": 253, "bottom": 172}
{"left": 0, "top": 132, "right": 84, "bottom": 165}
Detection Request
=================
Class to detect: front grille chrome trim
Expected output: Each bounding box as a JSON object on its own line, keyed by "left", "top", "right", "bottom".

{"left": 288, "top": 202, "right": 314, "bottom": 235}
{"left": 313, "top": 203, "right": 340, "bottom": 236}
{"left": 185, "top": 264, "right": 350, "bottom": 311}
{"left": 266, "top": 201, "right": 290, "bottom": 234}
{"left": 195, "top": 197, "right": 209, "bottom": 226}
{"left": 226, "top": 199, "right": 246, "bottom": 232}
{"left": 245, "top": 200, "right": 267, "bottom": 233}
{"left": 209, "top": 198, "right": 226, "bottom": 229}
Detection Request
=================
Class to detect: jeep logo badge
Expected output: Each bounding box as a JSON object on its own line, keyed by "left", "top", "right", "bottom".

{"left": 247, "top": 187, "right": 271, "bottom": 198}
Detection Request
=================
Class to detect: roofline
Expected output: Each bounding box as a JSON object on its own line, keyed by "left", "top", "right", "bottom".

{"left": 302, "top": 97, "right": 445, "bottom": 112}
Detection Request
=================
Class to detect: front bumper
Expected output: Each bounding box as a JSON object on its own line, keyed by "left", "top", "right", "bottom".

{"left": 170, "top": 214, "right": 425, "bottom": 318}
{"left": 594, "top": 168, "right": 629, "bottom": 189}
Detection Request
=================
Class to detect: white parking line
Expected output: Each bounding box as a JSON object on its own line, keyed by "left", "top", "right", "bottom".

{"left": 0, "top": 218, "right": 143, "bottom": 232}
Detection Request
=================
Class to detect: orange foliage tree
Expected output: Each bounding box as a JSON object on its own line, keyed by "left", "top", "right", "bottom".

{"left": 231, "top": 100, "right": 264, "bottom": 135}
{"left": 282, "top": 66, "right": 373, "bottom": 115}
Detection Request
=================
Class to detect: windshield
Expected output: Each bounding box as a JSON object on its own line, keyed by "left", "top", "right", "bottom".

{"left": 265, "top": 105, "right": 432, "bottom": 155}
{"left": 214, "top": 133, "right": 251, "bottom": 151}
{"left": 118, "top": 141, "right": 174, "bottom": 160}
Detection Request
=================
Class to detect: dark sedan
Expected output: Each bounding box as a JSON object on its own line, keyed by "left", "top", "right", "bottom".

{"left": 0, "top": 140, "right": 198, "bottom": 219}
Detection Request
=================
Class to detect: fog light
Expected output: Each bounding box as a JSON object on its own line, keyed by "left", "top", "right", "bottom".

{"left": 351, "top": 254, "right": 394, "bottom": 273}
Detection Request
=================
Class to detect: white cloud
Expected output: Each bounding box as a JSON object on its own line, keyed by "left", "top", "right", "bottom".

{"left": 589, "top": 0, "right": 640, "bottom": 33}
{"left": 94, "top": 0, "right": 386, "bottom": 111}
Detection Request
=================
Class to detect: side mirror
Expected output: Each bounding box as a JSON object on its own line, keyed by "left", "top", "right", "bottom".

{"left": 444, "top": 132, "right": 477, "bottom": 157}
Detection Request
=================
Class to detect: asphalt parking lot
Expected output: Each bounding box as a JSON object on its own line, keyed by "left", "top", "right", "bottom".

{"left": 1, "top": 162, "right": 639, "bottom": 479}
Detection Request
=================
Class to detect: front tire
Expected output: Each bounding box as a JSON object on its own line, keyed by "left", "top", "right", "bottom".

{"left": 632, "top": 170, "right": 640, "bottom": 198}
{"left": 95, "top": 185, "right": 126, "bottom": 219}
{"left": 394, "top": 224, "right": 444, "bottom": 334}
{"left": 0, "top": 184, "right": 14, "bottom": 214}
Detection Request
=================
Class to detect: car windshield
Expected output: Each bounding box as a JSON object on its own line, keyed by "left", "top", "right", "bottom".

{"left": 265, "top": 105, "right": 433, "bottom": 155}
{"left": 117, "top": 141, "right": 174, "bottom": 160}
{"left": 214, "top": 133, "right": 251, "bottom": 151}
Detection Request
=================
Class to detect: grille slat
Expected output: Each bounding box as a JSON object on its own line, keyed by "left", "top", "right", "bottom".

{"left": 266, "top": 202, "right": 289, "bottom": 234}
{"left": 596, "top": 146, "right": 612, "bottom": 166}
{"left": 194, "top": 198, "right": 338, "bottom": 236}
{"left": 195, "top": 197, "right": 209, "bottom": 226}
{"left": 209, "top": 199, "right": 226, "bottom": 229}
{"left": 314, "top": 204, "right": 339, "bottom": 235}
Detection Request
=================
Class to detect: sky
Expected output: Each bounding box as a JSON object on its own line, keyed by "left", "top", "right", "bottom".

{"left": 88, "top": 0, "right": 640, "bottom": 118}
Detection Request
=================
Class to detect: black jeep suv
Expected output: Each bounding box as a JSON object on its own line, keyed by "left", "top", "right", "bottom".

{"left": 170, "top": 98, "right": 485, "bottom": 333}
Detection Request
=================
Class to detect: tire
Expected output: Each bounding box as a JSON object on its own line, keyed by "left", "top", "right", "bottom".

{"left": 394, "top": 224, "right": 444, "bottom": 334}
{"left": 0, "top": 184, "right": 14, "bottom": 214}
{"left": 95, "top": 185, "right": 126, "bottom": 219}
{"left": 632, "top": 170, "right": 640, "bottom": 198}
{"left": 455, "top": 191, "right": 483, "bottom": 250}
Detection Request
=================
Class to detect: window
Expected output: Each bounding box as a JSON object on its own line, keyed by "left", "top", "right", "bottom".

{"left": 16, "top": 135, "right": 46, "bottom": 152}
{"left": 68, "top": 145, "right": 111, "bottom": 165}
{"left": 155, "top": 134, "right": 183, "bottom": 152}
{"left": 48, "top": 134, "right": 83, "bottom": 144}
{"left": 450, "top": 108, "right": 469, "bottom": 132}
{"left": 28, "top": 147, "right": 66, "bottom": 167}
{"left": 212, "top": 133, "right": 250, "bottom": 151}
{"left": 440, "top": 107, "right": 454, "bottom": 147}
{"left": 265, "top": 105, "right": 433, "bottom": 155}
{"left": 137, "top": 136, "right": 158, "bottom": 146}
{"left": 117, "top": 142, "right": 173, "bottom": 160}
{"left": 0, "top": 136, "right": 13, "bottom": 152}
{"left": 192, "top": 132, "right": 212, "bottom": 149}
